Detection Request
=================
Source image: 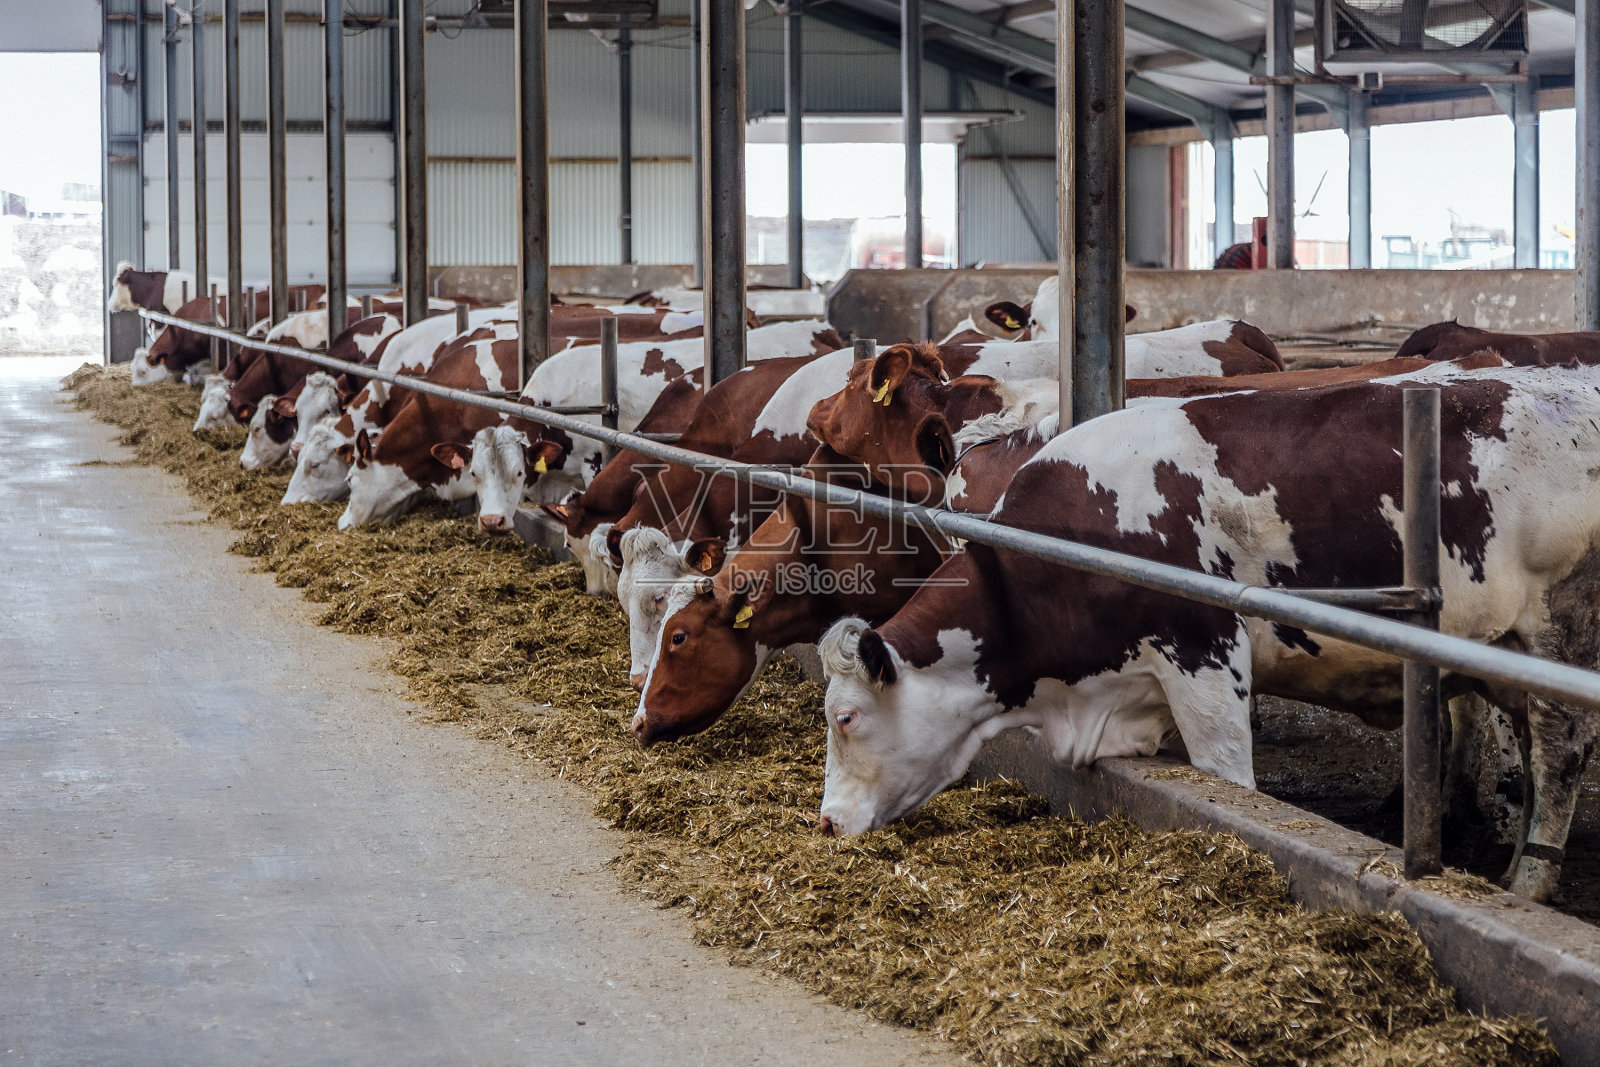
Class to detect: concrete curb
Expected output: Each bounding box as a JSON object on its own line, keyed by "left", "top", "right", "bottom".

{"left": 969, "top": 731, "right": 1600, "bottom": 1066}
{"left": 513, "top": 507, "right": 574, "bottom": 561}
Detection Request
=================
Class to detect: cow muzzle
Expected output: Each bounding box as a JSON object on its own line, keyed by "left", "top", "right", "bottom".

{"left": 479, "top": 513, "right": 509, "bottom": 534}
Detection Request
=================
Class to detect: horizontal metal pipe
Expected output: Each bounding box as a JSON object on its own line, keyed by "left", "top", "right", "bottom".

{"left": 139, "top": 307, "right": 1600, "bottom": 715}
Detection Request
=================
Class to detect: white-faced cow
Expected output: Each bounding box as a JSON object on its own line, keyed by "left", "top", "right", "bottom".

{"left": 815, "top": 363, "right": 1600, "bottom": 904}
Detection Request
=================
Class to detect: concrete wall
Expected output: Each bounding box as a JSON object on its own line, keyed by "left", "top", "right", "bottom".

{"left": 828, "top": 266, "right": 1585, "bottom": 343}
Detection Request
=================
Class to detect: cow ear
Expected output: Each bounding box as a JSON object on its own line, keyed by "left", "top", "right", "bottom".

{"left": 236, "top": 403, "right": 256, "bottom": 423}
{"left": 355, "top": 428, "right": 374, "bottom": 466}
{"left": 540, "top": 501, "right": 570, "bottom": 523}
{"left": 335, "top": 443, "right": 355, "bottom": 464}
{"left": 606, "top": 525, "right": 626, "bottom": 567}
{"left": 683, "top": 538, "right": 726, "bottom": 575}
{"left": 271, "top": 395, "right": 297, "bottom": 418}
{"left": 526, "top": 440, "right": 565, "bottom": 481}
{"left": 431, "top": 441, "right": 472, "bottom": 470}
{"left": 868, "top": 344, "right": 918, "bottom": 405}
{"left": 857, "top": 629, "right": 898, "bottom": 687}
{"left": 913, "top": 414, "right": 955, "bottom": 475}
{"left": 984, "top": 300, "right": 1029, "bottom": 334}
{"left": 723, "top": 588, "right": 755, "bottom": 629}
{"left": 1124, "top": 304, "right": 1138, "bottom": 324}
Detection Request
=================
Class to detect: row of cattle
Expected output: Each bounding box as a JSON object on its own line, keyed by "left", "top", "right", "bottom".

{"left": 113, "top": 266, "right": 1600, "bottom": 905}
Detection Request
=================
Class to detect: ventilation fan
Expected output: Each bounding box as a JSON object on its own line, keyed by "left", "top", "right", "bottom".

{"left": 1316, "top": 0, "right": 1527, "bottom": 64}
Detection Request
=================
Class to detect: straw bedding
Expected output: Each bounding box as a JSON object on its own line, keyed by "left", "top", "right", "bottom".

{"left": 64, "top": 363, "right": 1558, "bottom": 1066}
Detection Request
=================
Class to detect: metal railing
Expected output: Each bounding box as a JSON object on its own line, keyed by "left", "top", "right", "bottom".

{"left": 139, "top": 307, "right": 1600, "bottom": 878}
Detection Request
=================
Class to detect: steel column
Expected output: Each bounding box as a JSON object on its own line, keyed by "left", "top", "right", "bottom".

{"left": 191, "top": 3, "right": 209, "bottom": 294}
{"left": 1071, "top": 0, "right": 1124, "bottom": 425}
{"left": 1348, "top": 91, "right": 1372, "bottom": 269}
{"left": 1266, "top": 0, "right": 1295, "bottom": 269}
{"left": 1514, "top": 82, "right": 1541, "bottom": 269}
{"left": 325, "top": 0, "right": 348, "bottom": 339}
{"left": 224, "top": 0, "right": 243, "bottom": 357}
{"left": 702, "top": 0, "right": 747, "bottom": 385}
{"left": 690, "top": 0, "right": 704, "bottom": 287}
{"left": 164, "top": 2, "right": 181, "bottom": 270}
{"left": 1211, "top": 106, "right": 1234, "bottom": 263}
{"left": 1582, "top": 0, "right": 1600, "bottom": 327}
{"left": 516, "top": 0, "right": 552, "bottom": 387}
{"left": 1054, "top": 0, "right": 1072, "bottom": 431}
{"left": 785, "top": 4, "right": 805, "bottom": 289}
{"left": 266, "top": 0, "right": 288, "bottom": 322}
{"left": 400, "top": 0, "right": 429, "bottom": 327}
{"left": 1402, "top": 387, "right": 1443, "bottom": 880}
{"left": 601, "top": 316, "right": 620, "bottom": 463}
{"left": 902, "top": 0, "right": 923, "bottom": 269}
{"left": 618, "top": 29, "right": 634, "bottom": 265}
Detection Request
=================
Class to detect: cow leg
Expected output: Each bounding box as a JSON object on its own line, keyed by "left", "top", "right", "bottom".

{"left": 1158, "top": 633, "right": 1255, "bottom": 790}
{"left": 1505, "top": 697, "right": 1595, "bottom": 902}
{"left": 1443, "top": 694, "right": 1494, "bottom": 858}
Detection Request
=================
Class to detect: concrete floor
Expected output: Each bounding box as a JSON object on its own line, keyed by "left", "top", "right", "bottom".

{"left": 0, "top": 356, "right": 959, "bottom": 1067}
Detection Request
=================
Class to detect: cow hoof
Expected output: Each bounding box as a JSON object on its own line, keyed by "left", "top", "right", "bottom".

{"left": 1504, "top": 856, "right": 1561, "bottom": 903}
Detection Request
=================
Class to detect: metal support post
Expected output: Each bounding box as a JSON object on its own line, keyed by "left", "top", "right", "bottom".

{"left": 1582, "top": 0, "right": 1600, "bottom": 326}
{"left": 1347, "top": 91, "right": 1371, "bottom": 269}
{"left": 852, "top": 337, "right": 876, "bottom": 362}
{"left": 702, "top": 0, "right": 746, "bottom": 385}
{"left": 618, "top": 29, "right": 634, "bottom": 265}
{"left": 455, "top": 302, "right": 470, "bottom": 335}
{"left": 361, "top": 293, "right": 374, "bottom": 320}
{"left": 295, "top": 288, "right": 307, "bottom": 313}
{"left": 325, "top": 0, "right": 348, "bottom": 339}
{"left": 902, "top": 0, "right": 923, "bottom": 269}
{"left": 400, "top": 0, "right": 430, "bottom": 327}
{"left": 1211, "top": 107, "right": 1234, "bottom": 264}
{"left": 1266, "top": 0, "right": 1295, "bottom": 270}
{"left": 224, "top": 0, "right": 243, "bottom": 367}
{"left": 785, "top": 5, "right": 805, "bottom": 288}
{"left": 1403, "top": 387, "right": 1443, "bottom": 880}
{"left": 192, "top": 2, "right": 209, "bottom": 294}
{"left": 1511, "top": 81, "right": 1540, "bottom": 271}
{"left": 516, "top": 0, "right": 552, "bottom": 387}
{"left": 600, "top": 316, "right": 620, "bottom": 462}
{"left": 1055, "top": 0, "right": 1072, "bottom": 433}
{"left": 165, "top": 1, "right": 181, "bottom": 270}
{"left": 209, "top": 285, "right": 221, "bottom": 371}
{"left": 690, "top": 0, "right": 704, "bottom": 288}
{"left": 1070, "top": 0, "right": 1123, "bottom": 424}
{"left": 266, "top": 0, "right": 288, "bottom": 322}
{"left": 244, "top": 285, "right": 256, "bottom": 329}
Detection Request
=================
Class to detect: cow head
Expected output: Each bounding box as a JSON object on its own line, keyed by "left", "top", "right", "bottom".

{"left": 431, "top": 426, "right": 566, "bottom": 535}
{"left": 338, "top": 429, "right": 421, "bottom": 529}
{"left": 130, "top": 346, "right": 174, "bottom": 386}
{"left": 289, "top": 373, "right": 344, "bottom": 457}
{"left": 283, "top": 422, "right": 355, "bottom": 505}
{"left": 240, "top": 395, "right": 293, "bottom": 470}
{"left": 816, "top": 617, "right": 996, "bottom": 836}
{"left": 192, "top": 375, "right": 237, "bottom": 431}
{"left": 631, "top": 571, "right": 767, "bottom": 745}
{"left": 107, "top": 262, "right": 142, "bottom": 313}
{"left": 616, "top": 527, "right": 726, "bottom": 691}
{"left": 806, "top": 343, "right": 954, "bottom": 503}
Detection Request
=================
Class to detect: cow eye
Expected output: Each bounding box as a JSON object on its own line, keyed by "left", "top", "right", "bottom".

{"left": 835, "top": 711, "right": 856, "bottom": 731}
{"left": 671, "top": 631, "right": 687, "bottom": 646}
{"left": 652, "top": 593, "right": 666, "bottom": 607}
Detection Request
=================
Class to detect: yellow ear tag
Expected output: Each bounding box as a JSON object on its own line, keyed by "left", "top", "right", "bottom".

{"left": 534, "top": 455, "right": 548, "bottom": 474}
{"left": 1003, "top": 315, "right": 1021, "bottom": 330}
{"left": 733, "top": 605, "right": 754, "bottom": 629}
{"left": 873, "top": 380, "right": 893, "bottom": 405}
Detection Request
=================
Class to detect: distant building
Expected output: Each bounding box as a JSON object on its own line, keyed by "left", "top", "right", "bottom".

{"left": 1, "top": 190, "right": 25, "bottom": 218}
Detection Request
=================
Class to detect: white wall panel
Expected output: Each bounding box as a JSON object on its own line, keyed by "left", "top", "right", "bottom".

{"left": 144, "top": 132, "right": 395, "bottom": 285}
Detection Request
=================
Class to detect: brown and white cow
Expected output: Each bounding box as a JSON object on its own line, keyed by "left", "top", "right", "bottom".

{"left": 631, "top": 443, "right": 951, "bottom": 742}
{"left": 816, "top": 362, "right": 1600, "bottom": 903}
{"left": 226, "top": 307, "right": 395, "bottom": 425}
{"left": 1396, "top": 320, "right": 1600, "bottom": 366}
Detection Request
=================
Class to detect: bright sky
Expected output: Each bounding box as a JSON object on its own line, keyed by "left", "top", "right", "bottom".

{"left": 0, "top": 53, "right": 102, "bottom": 201}
{"left": 1230, "top": 111, "right": 1578, "bottom": 249}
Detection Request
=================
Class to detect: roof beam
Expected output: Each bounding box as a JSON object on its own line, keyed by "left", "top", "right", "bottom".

{"left": 839, "top": 0, "right": 1225, "bottom": 131}
{"left": 1124, "top": 4, "right": 1347, "bottom": 118}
